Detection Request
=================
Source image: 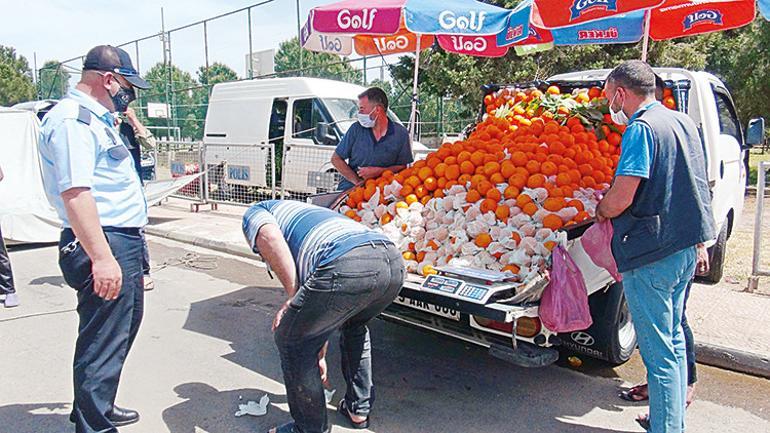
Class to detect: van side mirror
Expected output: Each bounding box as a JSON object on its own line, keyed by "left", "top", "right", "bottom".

{"left": 315, "top": 122, "right": 337, "bottom": 146}
{"left": 746, "top": 117, "right": 765, "bottom": 148}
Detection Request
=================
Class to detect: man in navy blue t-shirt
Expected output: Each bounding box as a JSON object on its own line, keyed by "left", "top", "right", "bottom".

{"left": 331, "top": 87, "right": 413, "bottom": 191}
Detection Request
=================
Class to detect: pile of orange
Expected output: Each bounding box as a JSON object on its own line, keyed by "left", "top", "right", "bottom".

{"left": 343, "top": 85, "right": 628, "bottom": 271}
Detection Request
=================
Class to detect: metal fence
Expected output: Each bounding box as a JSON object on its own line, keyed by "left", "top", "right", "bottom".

{"left": 748, "top": 161, "right": 770, "bottom": 292}
{"left": 155, "top": 141, "right": 206, "bottom": 202}
{"left": 205, "top": 143, "right": 276, "bottom": 205}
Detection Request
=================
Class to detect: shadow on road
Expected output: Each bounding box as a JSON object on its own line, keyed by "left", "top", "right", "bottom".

{"left": 180, "top": 285, "right": 640, "bottom": 433}
{"left": 0, "top": 402, "right": 71, "bottom": 433}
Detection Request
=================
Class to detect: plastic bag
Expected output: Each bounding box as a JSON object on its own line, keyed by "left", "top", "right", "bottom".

{"left": 539, "top": 245, "right": 593, "bottom": 333}
{"left": 581, "top": 220, "right": 623, "bottom": 282}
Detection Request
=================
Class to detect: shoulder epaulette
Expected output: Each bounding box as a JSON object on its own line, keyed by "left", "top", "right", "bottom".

{"left": 76, "top": 105, "right": 92, "bottom": 125}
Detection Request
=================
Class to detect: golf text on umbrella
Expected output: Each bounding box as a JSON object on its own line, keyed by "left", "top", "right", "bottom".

{"left": 684, "top": 10, "right": 723, "bottom": 31}
{"left": 570, "top": 0, "right": 618, "bottom": 20}
{"left": 337, "top": 8, "right": 378, "bottom": 30}
{"left": 439, "top": 10, "right": 487, "bottom": 31}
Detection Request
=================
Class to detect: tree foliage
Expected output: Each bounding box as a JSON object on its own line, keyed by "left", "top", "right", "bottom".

{"left": 274, "top": 37, "right": 362, "bottom": 83}
{"left": 0, "top": 45, "right": 36, "bottom": 106}
{"left": 138, "top": 62, "right": 203, "bottom": 140}
{"left": 37, "top": 60, "right": 70, "bottom": 100}
{"left": 198, "top": 62, "right": 239, "bottom": 86}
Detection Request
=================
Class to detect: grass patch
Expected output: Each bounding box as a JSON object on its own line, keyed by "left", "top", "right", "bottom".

{"left": 748, "top": 151, "right": 770, "bottom": 186}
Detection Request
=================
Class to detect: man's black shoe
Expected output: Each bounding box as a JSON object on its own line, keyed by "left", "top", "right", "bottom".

{"left": 109, "top": 406, "right": 140, "bottom": 427}
{"left": 68, "top": 406, "right": 140, "bottom": 426}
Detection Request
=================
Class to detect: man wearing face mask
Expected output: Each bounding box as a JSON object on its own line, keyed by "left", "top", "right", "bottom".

{"left": 331, "top": 87, "right": 412, "bottom": 191}
{"left": 596, "top": 61, "right": 714, "bottom": 433}
{"left": 39, "top": 45, "right": 151, "bottom": 433}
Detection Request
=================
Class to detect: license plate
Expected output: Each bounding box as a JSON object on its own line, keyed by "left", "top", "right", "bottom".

{"left": 393, "top": 296, "right": 460, "bottom": 321}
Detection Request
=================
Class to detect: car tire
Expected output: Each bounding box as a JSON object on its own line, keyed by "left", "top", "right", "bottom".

{"left": 699, "top": 221, "right": 728, "bottom": 284}
{"left": 559, "top": 282, "right": 637, "bottom": 366}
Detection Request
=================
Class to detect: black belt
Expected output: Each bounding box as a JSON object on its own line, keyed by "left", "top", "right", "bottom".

{"left": 63, "top": 226, "right": 141, "bottom": 235}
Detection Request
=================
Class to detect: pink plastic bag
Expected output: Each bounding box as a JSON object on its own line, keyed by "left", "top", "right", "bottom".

{"left": 540, "top": 245, "right": 593, "bottom": 333}
{"left": 581, "top": 220, "right": 622, "bottom": 282}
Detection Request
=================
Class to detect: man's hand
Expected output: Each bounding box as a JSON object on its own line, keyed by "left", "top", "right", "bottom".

{"left": 92, "top": 256, "right": 122, "bottom": 300}
{"left": 272, "top": 299, "right": 292, "bottom": 331}
{"left": 318, "top": 357, "right": 329, "bottom": 386}
{"left": 357, "top": 166, "right": 383, "bottom": 180}
{"left": 124, "top": 107, "right": 140, "bottom": 128}
{"left": 696, "top": 244, "right": 710, "bottom": 276}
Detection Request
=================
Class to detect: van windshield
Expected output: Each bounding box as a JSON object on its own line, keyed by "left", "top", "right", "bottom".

{"left": 322, "top": 98, "right": 404, "bottom": 135}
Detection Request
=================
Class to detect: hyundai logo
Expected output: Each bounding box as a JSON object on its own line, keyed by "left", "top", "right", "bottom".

{"left": 571, "top": 331, "right": 595, "bottom": 347}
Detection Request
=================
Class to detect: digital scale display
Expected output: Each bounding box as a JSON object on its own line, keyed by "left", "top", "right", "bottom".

{"left": 422, "top": 275, "right": 490, "bottom": 302}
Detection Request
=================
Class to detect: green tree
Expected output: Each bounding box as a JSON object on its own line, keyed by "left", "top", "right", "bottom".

{"left": 274, "top": 37, "right": 362, "bottom": 83}
{"left": 37, "top": 60, "right": 70, "bottom": 100}
{"left": 0, "top": 45, "right": 36, "bottom": 106}
{"left": 197, "top": 62, "right": 239, "bottom": 87}
{"left": 138, "top": 62, "right": 203, "bottom": 140}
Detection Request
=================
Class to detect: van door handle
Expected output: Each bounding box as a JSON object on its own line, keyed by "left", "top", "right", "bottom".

{"left": 720, "top": 160, "right": 725, "bottom": 179}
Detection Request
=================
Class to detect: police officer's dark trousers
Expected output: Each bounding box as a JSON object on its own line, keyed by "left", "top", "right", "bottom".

{"left": 59, "top": 227, "right": 144, "bottom": 433}
{"left": 0, "top": 226, "right": 15, "bottom": 295}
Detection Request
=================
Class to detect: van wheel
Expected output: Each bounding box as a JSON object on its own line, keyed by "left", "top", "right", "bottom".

{"left": 699, "top": 222, "right": 728, "bottom": 284}
{"left": 559, "top": 282, "right": 636, "bottom": 366}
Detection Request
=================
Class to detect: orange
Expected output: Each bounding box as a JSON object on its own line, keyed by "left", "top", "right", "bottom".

{"left": 445, "top": 164, "right": 461, "bottom": 180}
{"left": 541, "top": 161, "right": 558, "bottom": 176}
{"left": 417, "top": 167, "right": 433, "bottom": 181}
{"left": 509, "top": 174, "right": 527, "bottom": 190}
{"left": 516, "top": 194, "right": 532, "bottom": 208}
{"left": 489, "top": 172, "right": 505, "bottom": 184}
{"left": 405, "top": 175, "right": 421, "bottom": 188}
{"left": 445, "top": 156, "right": 458, "bottom": 166}
{"left": 380, "top": 213, "right": 392, "bottom": 225}
{"left": 349, "top": 188, "right": 364, "bottom": 204}
{"left": 522, "top": 202, "right": 538, "bottom": 216}
{"left": 495, "top": 205, "right": 510, "bottom": 222}
{"left": 400, "top": 185, "right": 413, "bottom": 197}
{"left": 543, "top": 214, "right": 564, "bottom": 231}
{"left": 486, "top": 187, "right": 502, "bottom": 202}
{"left": 457, "top": 150, "right": 472, "bottom": 164}
{"left": 470, "top": 151, "right": 486, "bottom": 166}
{"left": 567, "top": 199, "right": 584, "bottom": 212}
{"left": 500, "top": 161, "right": 516, "bottom": 178}
{"left": 420, "top": 195, "right": 431, "bottom": 205}
{"left": 460, "top": 160, "right": 476, "bottom": 175}
{"left": 543, "top": 197, "right": 566, "bottom": 212}
{"left": 344, "top": 209, "right": 357, "bottom": 219}
{"left": 434, "top": 189, "right": 446, "bottom": 198}
{"left": 575, "top": 211, "right": 591, "bottom": 222}
{"left": 511, "top": 232, "right": 522, "bottom": 245}
{"left": 470, "top": 174, "right": 487, "bottom": 188}
{"left": 503, "top": 185, "right": 520, "bottom": 199}
{"left": 434, "top": 163, "right": 448, "bottom": 178}
{"left": 458, "top": 174, "right": 473, "bottom": 185}
{"left": 547, "top": 85, "right": 560, "bottom": 95}
{"left": 405, "top": 194, "right": 418, "bottom": 205}
{"left": 579, "top": 163, "right": 593, "bottom": 176}
{"left": 475, "top": 180, "right": 493, "bottom": 196}
{"left": 403, "top": 251, "right": 416, "bottom": 261}
{"left": 475, "top": 233, "right": 493, "bottom": 248}
{"left": 483, "top": 161, "right": 501, "bottom": 176}
{"left": 466, "top": 189, "right": 482, "bottom": 203}
{"left": 511, "top": 151, "right": 528, "bottom": 167}
{"left": 544, "top": 241, "right": 558, "bottom": 251}
{"left": 525, "top": 160, "right": 541, "bottom": 175}
{"left": 437, "top": 177, "right": 448, "bottom": 189}
{"left": 424, "top": 177, "right": 438, "bottom": 191}
{"left": 583, "top": 176, "right": 597, "bottom": 188}
{"left": 502, "top": 264, "right": 521, "bottom": 274}
{"left": 527, "top": 174, "right": 546, "bottom": 189}
{"left": 395, "top": 201, "right": 408, "bottom": 210}
{"left": 607, "top": 132, "right": 622, "bottom": 147}
{"left": 480, "top": 198, "right": 498, "bottom": 214}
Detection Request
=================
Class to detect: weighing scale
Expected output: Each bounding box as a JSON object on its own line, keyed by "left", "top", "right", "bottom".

{"left": 417, "top": 266, "right": 523, "bottom": 305}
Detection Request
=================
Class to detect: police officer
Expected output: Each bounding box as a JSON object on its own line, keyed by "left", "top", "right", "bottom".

{"left": 39, "top": 45, "right": 150, "bottom": 433}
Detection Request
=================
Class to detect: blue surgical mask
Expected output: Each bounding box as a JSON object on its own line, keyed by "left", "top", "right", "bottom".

{"left": 357, "top": 108, "right": 377, "bottom": 128}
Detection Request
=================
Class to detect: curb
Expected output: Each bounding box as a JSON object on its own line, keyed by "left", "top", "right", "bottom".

{"left": 145, "top": 225, "right": 770, "bottom": 379}
{"left": 695, "top": 343, "right": 770, "bottom": 379}
{"left": 144, "top": 226, "right": 257, "bottom": 261}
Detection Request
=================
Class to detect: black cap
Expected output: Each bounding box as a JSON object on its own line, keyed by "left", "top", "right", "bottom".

{"left": 83, "top": 45, "right": 150, "bottom": 89}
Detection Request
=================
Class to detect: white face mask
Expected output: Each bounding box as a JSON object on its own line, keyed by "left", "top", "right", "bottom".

{"left": 609, "top": 91, "right": 629, "bottom": 125}
{"left": 357, "top": 108, "right": 377, "bottom": 128}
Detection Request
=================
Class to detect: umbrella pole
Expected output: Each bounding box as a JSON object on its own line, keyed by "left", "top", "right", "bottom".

{"left": 409, "top": 35, "right": 421, "bottom": 140}
{"left": 641, "top": 10, "right": 651, "bottom": 62}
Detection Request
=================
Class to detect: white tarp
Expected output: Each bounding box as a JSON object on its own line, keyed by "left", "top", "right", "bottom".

{"left": 0, "top": 107, "right": 203, "bottom": 244}
{"left": 0, "top": 107, "right": 61, "bottom": 244}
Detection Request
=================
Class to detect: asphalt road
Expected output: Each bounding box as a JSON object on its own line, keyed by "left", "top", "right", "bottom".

{"left": 1, "top": 237, "right": 768, "bottom": 433}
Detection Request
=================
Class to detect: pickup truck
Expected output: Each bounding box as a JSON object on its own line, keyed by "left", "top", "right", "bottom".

{"left": 312, "top": 68, "right": 765, "bottom": 368}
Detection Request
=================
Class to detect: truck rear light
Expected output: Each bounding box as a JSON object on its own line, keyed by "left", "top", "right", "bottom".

{"left": 473, "top": 316, "right": 541, "bottom": 338}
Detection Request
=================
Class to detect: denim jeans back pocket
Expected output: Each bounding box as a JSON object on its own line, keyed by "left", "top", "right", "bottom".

{"left": 58, "top": 242, "right": 93, "bottom": 291}
{"left": 328, "top": 270, "right": 380, "bottom": 314}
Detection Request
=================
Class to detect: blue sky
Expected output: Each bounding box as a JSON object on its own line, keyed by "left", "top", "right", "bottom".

{"left": 0, "top": 0, "right": 391, "bottom": 82}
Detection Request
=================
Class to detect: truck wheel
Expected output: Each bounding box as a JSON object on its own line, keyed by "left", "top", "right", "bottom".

{"left": 559, "top": 282, "right": 637, "bottom": 366}
{"left": 699, "top": 222, "right": 728, "bottom": 284}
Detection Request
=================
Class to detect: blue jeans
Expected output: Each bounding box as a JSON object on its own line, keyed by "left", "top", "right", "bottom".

{"left": 0, "top": 226, "right": 15, "bottom": 295}
{"left": 59, "top": 227, "right": 145, "bottom": 433}
{"left": 274, "top": 242, "right": 404, "bottom": 433}
{"left": 623, "top": 247, "right": 696, "bottom": 433}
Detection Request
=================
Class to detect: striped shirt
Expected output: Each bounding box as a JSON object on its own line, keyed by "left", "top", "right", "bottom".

{"left": 242, "top": 200, "right": 391, "bottom": 285}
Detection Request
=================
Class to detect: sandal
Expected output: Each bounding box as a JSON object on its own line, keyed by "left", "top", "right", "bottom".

{"left": 619, "top": 383, "right": 649, "bottom": 402}
{"left": 338, "top": 399, "right": 369, "bottom": 429}
{"left": 635, "top": 413, "right": 651, "bottom": 431}
{"left": 266, "top": 422, "right": 298, "bottom": 433}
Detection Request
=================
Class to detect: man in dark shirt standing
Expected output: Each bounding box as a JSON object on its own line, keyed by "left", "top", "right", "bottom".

{"left": 331, "top": 87, "right": 413, "bottom": 191}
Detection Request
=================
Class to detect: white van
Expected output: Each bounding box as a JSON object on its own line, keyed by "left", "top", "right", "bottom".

{"left": 203, "top": 77, "right": 428, "bottom": 195}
